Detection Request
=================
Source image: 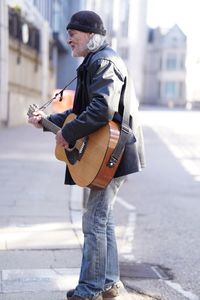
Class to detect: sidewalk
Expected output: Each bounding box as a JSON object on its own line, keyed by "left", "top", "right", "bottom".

{"left": 0, "top": 124, "right": 81, "bottom": 299}
{"left": 0, "top": 125, "right": 140, "bottom": 300}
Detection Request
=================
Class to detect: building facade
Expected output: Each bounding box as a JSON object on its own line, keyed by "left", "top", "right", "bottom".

{"left": 1, "top": 0, "right": 55, "bottom": 126}
{"left": 0, "top": 0, "right": 148, "bottom": 127}
{"left": 142, "top": 24, "right": 187, "bottom": 107}
{"left": 0, "top": 0, "right": 84, "bottom": 127}
{"left": 83, "top": 0, "right": 148, "bottom": 102}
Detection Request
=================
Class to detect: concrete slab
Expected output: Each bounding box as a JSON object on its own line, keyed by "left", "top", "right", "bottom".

{"left": 0, "top": 291, "right": 65, "bottom": 300}
{"left": 0, "top": 221, "right": 81, "bottom": 250}
{"left": 0, "top": 270, "right": 133, "bottom": 300}
{"left": 2, "top": 268, "right": 79, "bottom": 293}
{"left": 0, "top": 250, "right": 55, "bottom": 269}
{"left": 69, "top": 186, "right": 84, "bottom": 211}
{"left": 0, "top": 249, "right": 82, "bottom": 269}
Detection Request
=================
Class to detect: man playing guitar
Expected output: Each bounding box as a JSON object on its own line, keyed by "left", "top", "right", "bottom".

{"left": 28, "top": 10, "right": 145, "bottom": 300}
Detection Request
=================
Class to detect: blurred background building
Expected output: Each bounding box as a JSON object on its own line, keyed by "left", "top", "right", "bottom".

{"left": 0, "top": 0, "right": 148, "bottom": 127}
{"left": 142, "top": 24, "right": 187, "bottom": 107}
{"left": 1, "top": 0, "right": 199, "bottom": 128}
{"left": 0, "top": 0, "right": 82, "bottom": 127}
{"left": 84, "top": 0, "right": 148, "bottom": 108}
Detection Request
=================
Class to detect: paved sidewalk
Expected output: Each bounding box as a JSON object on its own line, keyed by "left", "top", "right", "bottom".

{"left": 0, "top": 125, "right": 141, "bottom": 300}
{"left": 0, "top": 125, "right": 82, "bottom": 299}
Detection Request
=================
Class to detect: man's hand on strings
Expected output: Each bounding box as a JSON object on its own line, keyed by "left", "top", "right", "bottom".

{"left": 28, "top": 110, "right": 47, "bottom": 128}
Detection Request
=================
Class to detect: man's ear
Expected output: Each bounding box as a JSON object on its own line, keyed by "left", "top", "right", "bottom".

{"left": 89, "top": 33, "right": 94, "bottom": 38}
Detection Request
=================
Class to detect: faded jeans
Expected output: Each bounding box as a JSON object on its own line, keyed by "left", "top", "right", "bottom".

{"left": 74, "top": 176, "right": 125, "bottom": 299}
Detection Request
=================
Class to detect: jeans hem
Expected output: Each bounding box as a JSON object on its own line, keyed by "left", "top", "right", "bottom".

{"left": 74, "top": 291, "right": 101, "bottom": 299}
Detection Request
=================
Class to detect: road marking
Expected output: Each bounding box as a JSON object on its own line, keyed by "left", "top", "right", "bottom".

{"left": 165, "top": 280, "right": 199, "bottom": 300}
{"left": 116, "top": 197, "right": 200, "bottom": 300}
{"left": 116, "top": 196, "right": 136, "bottom": 212}
{"left": 116, "top": 196, "right": 136, "bottom": 261}
{"left": 153, "top": 127, "right": 200, "bottom": 182}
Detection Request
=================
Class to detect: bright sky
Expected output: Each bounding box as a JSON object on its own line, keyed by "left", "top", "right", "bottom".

{"left": 147, "top": 0, "right": 200, "bottom": 82}
{"left": 147, "top": 0, "right": 200, "bottom": 55}
{"left": 147, "top": 0, "right": 199, "bottom": 37}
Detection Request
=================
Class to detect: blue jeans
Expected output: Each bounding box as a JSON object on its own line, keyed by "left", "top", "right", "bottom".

{"left": 74, "top": 176, "right": 125, "bottom": 299}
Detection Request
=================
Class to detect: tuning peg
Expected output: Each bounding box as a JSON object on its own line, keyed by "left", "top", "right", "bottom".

{"left": 27, "top": 104, "right": 36, "bottom": 117}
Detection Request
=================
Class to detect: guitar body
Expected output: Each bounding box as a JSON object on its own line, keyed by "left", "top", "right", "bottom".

{"left": 55, "top": 113, "right": 122, "bottom": 188}
{"left": 27, "top": 105, "right": 123, "bottom": 189}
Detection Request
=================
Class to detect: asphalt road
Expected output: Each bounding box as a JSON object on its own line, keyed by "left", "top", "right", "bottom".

{"left": 116, "top": 107, "right": 200, "bottom": 300}
{"left": 0, "top": 107, "right": 199, "bottom": 300}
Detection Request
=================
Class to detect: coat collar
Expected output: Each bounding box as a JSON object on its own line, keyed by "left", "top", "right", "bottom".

{"left": 76, "top": 42, "right": 109, "bottom": 73}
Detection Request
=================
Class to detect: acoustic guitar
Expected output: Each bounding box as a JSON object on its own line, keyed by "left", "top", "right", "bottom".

{"left": 27, "top": 104, "right": 123, "bottom": 188}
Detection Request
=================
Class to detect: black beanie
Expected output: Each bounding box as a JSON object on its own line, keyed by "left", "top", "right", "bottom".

{"left": 66, "top": 10, "right": 106, "bottom": 36}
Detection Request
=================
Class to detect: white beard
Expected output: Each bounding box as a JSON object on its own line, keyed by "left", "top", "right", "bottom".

{"left": 71, "top": 44, "right": 88, "bottom": 57}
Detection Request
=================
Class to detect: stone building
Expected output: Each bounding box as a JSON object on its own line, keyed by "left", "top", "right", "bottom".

{"left": 0, "top": 0, "right": 83, "bottom": 127}
{"left": 1, "top": 0, "right": 55, "bottom": 126}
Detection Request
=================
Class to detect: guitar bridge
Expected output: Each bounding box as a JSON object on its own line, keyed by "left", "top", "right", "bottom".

{"left": 78, "top": 137, "right": 88, "bottom": 155}
{"left": 65, "top": 136, "right": 88, "bottom": 165}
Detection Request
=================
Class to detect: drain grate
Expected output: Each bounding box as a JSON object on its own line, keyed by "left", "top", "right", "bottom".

{"left": 120, "top": 262, "right": 172, "bottom": 280}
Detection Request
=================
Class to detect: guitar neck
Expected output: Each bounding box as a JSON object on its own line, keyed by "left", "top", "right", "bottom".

{"left": 41, "top": 117, "right": 60, "bottom": 134}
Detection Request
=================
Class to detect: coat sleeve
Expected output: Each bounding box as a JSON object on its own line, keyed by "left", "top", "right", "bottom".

{"left": 61, "top": 59, "right": 124, "bottom": 144}
{"left": 48, "top": 108, "right": 73, "bottom": 128}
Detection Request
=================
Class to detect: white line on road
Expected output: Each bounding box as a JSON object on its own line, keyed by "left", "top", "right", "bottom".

{"left": 165, "top": 280, "right": 199, "bottom": 300}
{"left": 116, "top": 196, "right": 200, "bottom": 300}
{"left": 116, "top": 196, "right": 136, "bottom": 212}
{"left": 116, "top": 196, "right": 136, "bottom": 261}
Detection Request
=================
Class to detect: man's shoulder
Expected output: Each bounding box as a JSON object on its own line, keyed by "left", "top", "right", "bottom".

{"left": 90, "top": 46, "right": 127, "bottom": 74}
{"left": 91, "top": 46, "right": 119, "bottom": 61}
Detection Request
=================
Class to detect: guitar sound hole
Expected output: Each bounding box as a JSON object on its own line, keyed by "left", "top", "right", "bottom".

{"left": 68, "top": 142, "right": 76, "bottom": 150}
{"left": 65, "top": 148, "right": 80, "bottom": 165}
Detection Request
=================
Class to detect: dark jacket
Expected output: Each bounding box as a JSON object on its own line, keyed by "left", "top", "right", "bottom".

{"left": 49, "top": 45, "right": 145, "bottom": 185}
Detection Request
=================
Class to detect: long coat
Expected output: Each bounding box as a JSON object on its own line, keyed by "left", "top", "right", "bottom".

{"left": 49, "top": 44, "right": 145, "bottom": 185}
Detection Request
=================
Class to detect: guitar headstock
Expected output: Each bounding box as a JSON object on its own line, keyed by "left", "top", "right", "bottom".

{"left": 27, "top": 104, "right": 39, "bottom": 118}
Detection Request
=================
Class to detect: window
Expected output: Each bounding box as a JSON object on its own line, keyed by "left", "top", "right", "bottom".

{"left": 9, "top": 7, "right": 40, "bottom": 52}
{"left": 164, "top": 81, "right": 176, "bottom": 98}
{"left": 166, "top": 53, "right": 177, "bottom": 70}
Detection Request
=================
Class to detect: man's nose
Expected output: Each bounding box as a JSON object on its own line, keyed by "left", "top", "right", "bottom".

{"left": 67, "top": 37, "right": 72, "bottom": 45}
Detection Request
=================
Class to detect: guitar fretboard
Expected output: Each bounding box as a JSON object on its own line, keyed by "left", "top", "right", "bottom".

{"left": 41, "top": 117, "right": 60, "bottom": 134}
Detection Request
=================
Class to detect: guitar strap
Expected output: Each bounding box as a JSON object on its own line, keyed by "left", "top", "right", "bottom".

{"left": 81, "top": 49, "right": 132, "bottom": 169}
{"left": 107, "top": 75, "right": 132, "bottom": 168}
{"left": 75, "top": 50, "right": 132, "bottom": 169}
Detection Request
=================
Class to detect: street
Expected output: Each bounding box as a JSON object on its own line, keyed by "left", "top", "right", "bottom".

{"left": 116, "top": 108, "right": 200, "bottom": 299}
{"left": 0, "top": 107, "right": 199, "bottom": 300}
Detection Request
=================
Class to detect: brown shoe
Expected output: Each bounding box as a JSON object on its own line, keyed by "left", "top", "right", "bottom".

{"left": 103, "top": 283, "right": 120, "bottom": 298}
{"left": 67, "top": 293, "right": 103, "bottom": 300}
{"left": 66, "top": 283, "right": 120, "bottom": 300}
